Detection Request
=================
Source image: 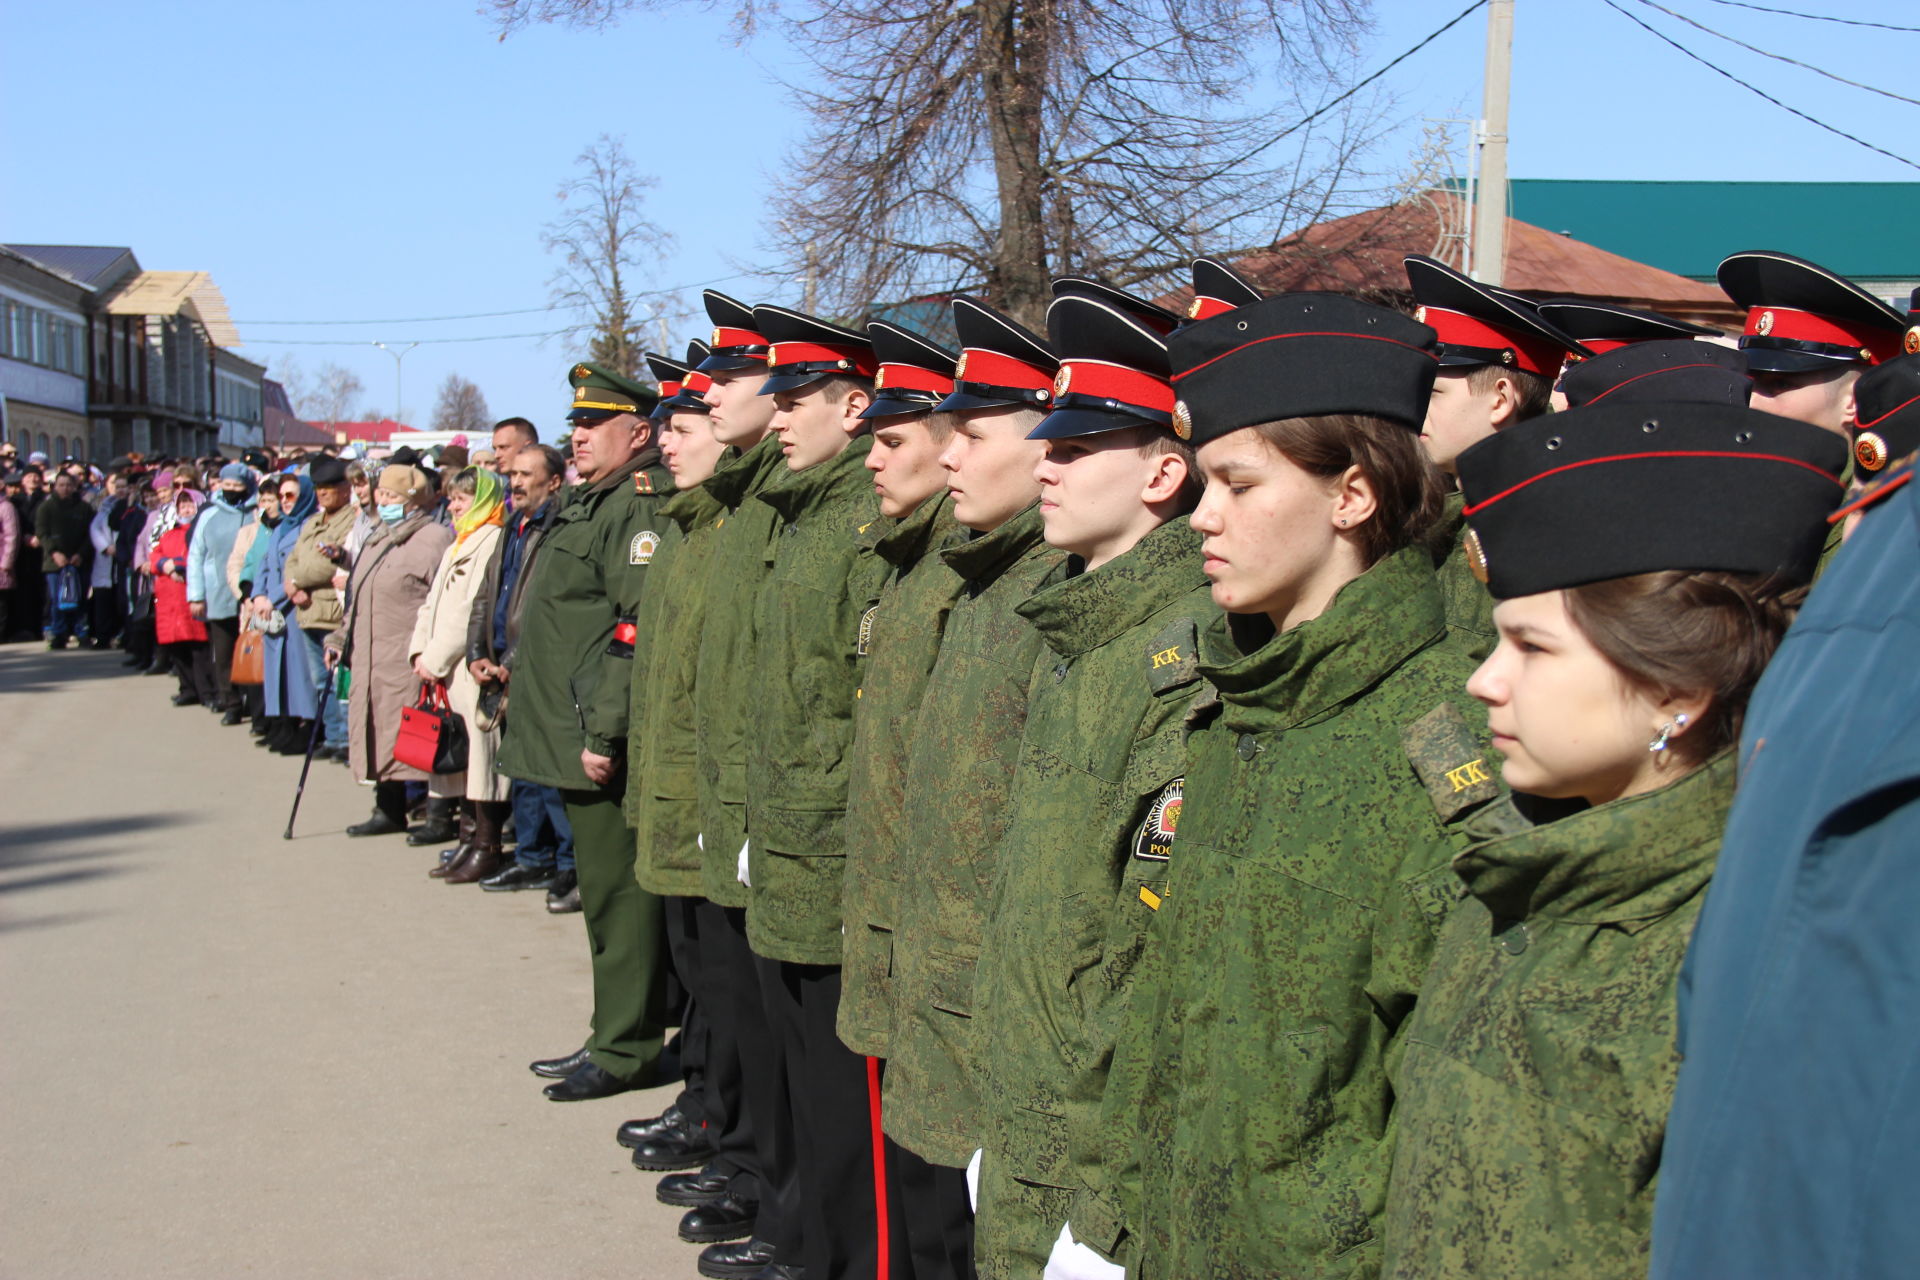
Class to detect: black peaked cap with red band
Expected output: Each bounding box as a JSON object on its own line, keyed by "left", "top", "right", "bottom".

{"left": 1717, "top": 250, "right": 1906, "bottom": 374}
{"left": 698, "top": 291, "right": 771, "bottom": 372}
{"left": 661, "top": 339, "right": 714, "bottom": 413}
{"left": 1185, "top": 257, "right": 1265, "bottom": 324}
{"left": 861, "top": 321, "right": 959, "bottom": 421}
{"left": 1851, "top": 353, "right": 1920, "bottom": 475}
{"left": 645, "top": 350, "right": 691, "bottom": 421}
{"left": 1050, "top": 277, "right": 1182, "bottom": 336}
{"left": 1404, "top": 254, "right": 1589, "bottom": 375}
{"left": 1562, "top": 340, "right": 1751, "bottom": 410}
{"left": 1168, "top": 291, "right": 1438, "bottom": 447}
{"left": 754, "top": 305, "right": 880, "bottom": 395}
{"left": 1457, "top": 400, "right": 1846, "bottom": 599}
{"left": 1031, "top": 295, "right": 1174, "bottom": 440}
{"left": 1535, "top": 299, "right": 1722, "bottom": 355}
{"left": 933, "top": 297, "right": 1059, "bottom": 414}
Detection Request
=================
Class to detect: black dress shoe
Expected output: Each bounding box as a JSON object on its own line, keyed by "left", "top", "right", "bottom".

{"left": 632, "top": 1120, "right": 713, "bottom": 1172}
{"left": 680, "top": 1194, "right": 759, "bottom": 1244}
{"left": 481, "top": 863, "right": 556, "bottom": 893}
{"left": 221, "top": 707, "right": 245, "bottom": 726}
{"left": 171, "top": 692, "right": 200, "bottom": 706}
{"left": 616, "top": 1104, "right": 682, "bottom": 1150}
{"left": 697, "top": 1238, "right": 778, "bottom": 1280}
{"left": 344, "top": 808, "right": 407, "bottom": 837}
{"left": 656, "top": 1164, "right": 732, "bottom": 1207}
{"left": 543, "top": 1060, "right": 635, "bottom": 1102}
{"left": 529, "top": 1046, "right": 591, "bottom": 1079}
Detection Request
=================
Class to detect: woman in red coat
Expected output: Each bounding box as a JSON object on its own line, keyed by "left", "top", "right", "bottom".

{"left": 151, "top": 489, "right": 215, "bottom": 708}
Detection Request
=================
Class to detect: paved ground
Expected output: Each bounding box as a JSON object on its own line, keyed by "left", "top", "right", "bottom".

{"left": 0, "top": 645, "right": 701, "bottom": 1279}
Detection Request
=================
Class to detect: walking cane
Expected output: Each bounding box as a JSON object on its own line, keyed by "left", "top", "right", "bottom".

{"left": 283, "top": 711, "right": 328, "bottom": 840}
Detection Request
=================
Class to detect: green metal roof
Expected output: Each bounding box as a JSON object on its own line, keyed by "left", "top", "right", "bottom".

{"left": 1444, "top": 180, "right": 1917, "bottom": 281}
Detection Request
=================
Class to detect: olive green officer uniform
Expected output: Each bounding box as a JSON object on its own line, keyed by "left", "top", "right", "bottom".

{"left": 882, "top": 502, "right": 1067, "bottom": 1167}
{"left": 1381, "top": 751, "right": 1732, "bottom": 1278}
{"left": 1079, "top": 547, "right": 1501, "bottom": 1278}
{"left": 837, "top": 495, "right": 967, "bottom": 1057}
{"left": 493, "top": 361, "right": 673, "bottom": 1085}
{"left": 971, "top": 517, "right": 1215, "bottom": 1280}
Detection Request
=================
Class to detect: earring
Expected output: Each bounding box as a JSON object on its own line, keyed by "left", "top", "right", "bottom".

{"left": 1648, "top": 712, "right": 1690, "bottom": 754}
{"left": 1337, "top": 517, "right": 1348, "bottom": 527}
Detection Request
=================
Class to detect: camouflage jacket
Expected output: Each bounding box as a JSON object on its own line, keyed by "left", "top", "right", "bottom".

{"left": 838, "top": 495, "right": 968, "bottom": 1057}
{"left": 744, "top": 443, "right": 884, "bottom": 965}
{"left": 1381, "top": 751, "right": 1732, "bottom": 1280}
{"left": 1080, "top": 546, "right": 1501, "bottom": 1279}
{"left": 693, "top": 435, "right": 787, "bottom": 908}
{"left": 494, "top": 452, "right": 672, "bottom": 790}
{"left": 882, "top": 503, "right": 1067, "bottom": 1166}
{"left": 1426, "top": 491, "right": 1496, "bottom": 663}
{"left": 970, "top": 519, "right": 1214, "bottom": 1265}
{"left": 628, "top": 481, "right": 728, "bottom": 897}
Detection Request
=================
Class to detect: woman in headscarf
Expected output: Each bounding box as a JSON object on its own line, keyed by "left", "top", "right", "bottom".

{"left": 189, "top": 464, "right": 256, "bottom": 724}
{"left": 407, "top": 466, "right": 511, "bottom": 880}
{"left": 150, "top": 487, "right": 214, "bottom": 706}
{"left": 326, "top": 463, "right": 454, "bottom": 837}
{"left": 230, "top": 480, "right": 280, "bottom": 737}
{"left": 250, "top": 472, "right": 318, "bottom": 755}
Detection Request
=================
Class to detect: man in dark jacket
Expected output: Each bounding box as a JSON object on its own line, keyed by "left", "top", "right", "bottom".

{"left": 34, "top": 471, "right": 92, "bottom": 649}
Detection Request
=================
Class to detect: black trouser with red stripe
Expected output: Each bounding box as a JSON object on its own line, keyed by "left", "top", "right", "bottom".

{"left": 887, "top": 1132, "right": 976, "bottom": 1280}
{"left": 665, "top": 897, "right": 755, "bottom": 1195}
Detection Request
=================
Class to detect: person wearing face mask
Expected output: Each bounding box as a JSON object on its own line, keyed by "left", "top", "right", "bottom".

{"left": 230, "top": 480, "right": 280, "bottom": 736}
{"left": 1379, "top": 402, "right": 1845, "bottom": 1277}
{"left": 187, "top": 464, "right": 256, "bottom": 723}
{"left": 1080, "top": 295, "right": 1514, "bottom": 1278}
{"left": 324, "top": 465, "right": 455, "bottom": 836}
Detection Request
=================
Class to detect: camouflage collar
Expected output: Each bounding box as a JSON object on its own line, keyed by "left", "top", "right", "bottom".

{"left": 941, "top": 500, "right": 1050, "bottom": 585}
{"left": 1199, "top": 544, "right": 1447, "bottom": 731}
{"left": 758, "top": 438, "right": 873, "bottom": 524}
{"left": 874, "top": 493, "right": 960, "bottom": 570}
{"left": 1016, "top": 517, "right": 1208, "bottom": 657}
{"left": 662, "top": 482, "right": 725, "bottom": 531}
{"left": 703, "top": 433, "right": 786, "bottom": 510}
{"left": 1452, "top": 748, "right": 1732, "bottom": 932}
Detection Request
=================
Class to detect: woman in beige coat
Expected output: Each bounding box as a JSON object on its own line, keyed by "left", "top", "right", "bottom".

{"left": 325, "top": 464, "right": 454, "bottom": 838}
{"left": 408, "top": 467, "right": 509, "bottom": 882}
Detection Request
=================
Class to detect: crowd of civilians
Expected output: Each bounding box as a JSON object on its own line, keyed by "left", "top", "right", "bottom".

{"left": 0, "top": 421, "right": 585, "bottom": 912}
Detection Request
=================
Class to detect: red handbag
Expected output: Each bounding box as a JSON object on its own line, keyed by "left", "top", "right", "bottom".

{"left": 395, "top": 681, "right": 468, "bottom": 774}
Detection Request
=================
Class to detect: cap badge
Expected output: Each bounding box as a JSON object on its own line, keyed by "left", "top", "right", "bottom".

{"left": 1172, "top": 400, "right": 1193, "bottom": 441}
{"left": 1463, "top": 527, "right": 1489, "bottom": 585}
{"left": 573, "top": 364, "right": 591, "bottom": 380}
{"left": 874, "top": 368, "right": 889, "bottom": 389}
{"left": 1756, "top": 310, "right": 1775, "bottom": 336}
{"left": 1186, "top": 297, "right": 1205, "bottom": 320}
{"left": 953, "top": 352, "right": 970, "bottom": 381}
{"left": 1906, "top": 326, "right": 1920, "bottom": 355}
{"left": 1500, "top": 349, "right": 1515, "bottom": 366}
{"left": 710, "top": 326, "right": 724, "bottom": 347}
{"left": 1414, "top": 306, "right": 1428, "bottom": 324}
{"left": 1856, "top": 431, "right": 1889, "bottom": 473}
{"left": 1053, "top": 366, "right": 1073, "bottom": 398}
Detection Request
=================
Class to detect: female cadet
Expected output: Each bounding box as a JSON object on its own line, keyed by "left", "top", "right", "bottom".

{"left": 1379, "top": 400, "right": 1846, "bottom": 1277}
{"left": 1066, "top": 294, "right": 1511, "bottom": 1279}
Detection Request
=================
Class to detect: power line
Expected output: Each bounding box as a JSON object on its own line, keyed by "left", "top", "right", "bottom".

{"left": 1633, "top": 0, "right": 1920, "bottom": 108}
{"left": 1697, "top": 0, "right": 1920, "bottom": 33}
{"left": 1599, "top": 0, "right": 1920, "bottom": 173}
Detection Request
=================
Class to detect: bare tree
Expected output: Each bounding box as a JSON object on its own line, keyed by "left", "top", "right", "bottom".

{"left": 430, "top": 374, "right": 494, "bottom": 436}
{"left": 492, "top": 0, "right": 1389, "bottom": 327}
{"left": 543, "top": 135, "right": 679, "bottom": 378}
{"left": 270, "top": 355, "right": 311, "bottom": 421}
{"left": 302, "top": 363, "right": 365, "bottom": 428}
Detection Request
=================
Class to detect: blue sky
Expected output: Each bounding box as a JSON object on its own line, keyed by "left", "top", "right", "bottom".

{"left": 3, "top": 0, "right": 1911, "bottom": 437}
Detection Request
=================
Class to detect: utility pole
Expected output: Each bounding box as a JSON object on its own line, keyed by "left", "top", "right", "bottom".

{"left": 1470, "top": 0, "right": 1514, "bottom": 286}
{"left": 372, "top": 341, "right": 419, "bottom": 426}
{"left": 802, "top": 240, "right": 819, "bottom": 314}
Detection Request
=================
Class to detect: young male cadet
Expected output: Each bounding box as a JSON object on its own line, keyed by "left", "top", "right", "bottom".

{"left": 969, "top": 293, "right": 1215, "bottom": 1280}
{"left": 686, "top": 291, "right": 806, "bottom": 1280}
{"left": 497, "top": 361, "right": 675, "bottom": 1103}
{"left": 883, "top": 297, "right": 1069, "bottom": 1275}
{"left": 1403, "top": 254, "right": 1586, "bottom": 659}
{"left": 742, "top": 305, "right": 890, "bottom": 1280}
{"left": 1533, "top": 299, "right": 1725, "bottom": 412}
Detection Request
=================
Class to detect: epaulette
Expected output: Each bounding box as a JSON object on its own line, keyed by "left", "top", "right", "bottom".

{"left": 1145, "top": 616, "right": 1202, "bottom": 694}
{"left": 1403, "top": 702, "right": 1502, "bottom": 823}
{"left": 1828, "top": 453, "right": 1915, "bottom": 525}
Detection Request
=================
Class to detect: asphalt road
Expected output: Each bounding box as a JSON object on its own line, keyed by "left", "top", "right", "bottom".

{"left": 0, "top": 645, "right": 699, "bottom": 1279}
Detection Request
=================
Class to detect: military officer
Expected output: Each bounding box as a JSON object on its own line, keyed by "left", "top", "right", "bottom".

{"left": 499, "top": 361, "right": 675, "bottom": 1103}
{"left": 883, "top": 296, "right": 1068, "bottom": 1273}
{"left": 968, "top": 292, "right": 1214, "bottom": 1280}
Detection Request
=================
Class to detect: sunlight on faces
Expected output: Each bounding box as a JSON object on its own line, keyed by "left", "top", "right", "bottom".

{"left": 706, "top": 366, "right": 778, "bottom": 447}
{"left": 509, "top": 450, "right": 563, "bottom": 510}
{"left": 1190, "top": 428, "right": 1374, "bottom": 632}
{"left": 770, "top": 383, "right": 869, "bottom": 472}
{"left": 865, "top": 415, "right": 950, "bottom": 518}
{"left": 571, "top": 411, "right": 647, "bottom": 483}
{"left": 447, "top": 489, "right": 474, "bottom": 520}
{"left": 1750, "top": 367, "right": 1858, "bottom": 437}
{"left": 258, "top": 487, "right": 280, "bottom": 518}
{"left": 938, "top": 405, "right": 1047, "bottom": 532}
{"left": 277, "top": 481, "right": 302, "bottom": 509}
{"left": 1420, "top": 370, "right": 1509, "bottom": 473}
{"left": 662, "top": 411, "right": 728, "bottom": 489}
{"left": 314, "top": 479, "right": 349, "bottom": 513}
{"left": 1034, "top": 432, "right": 1180, "bottom": 571}
{"left": 1468, "top": 591, "right": 1704, "bottom": 806}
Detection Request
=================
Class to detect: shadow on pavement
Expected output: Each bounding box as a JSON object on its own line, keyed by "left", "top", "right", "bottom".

{"left": 0, "top": 812, "right": 189, "bottom": 873}
{"left": 0, "top": 645, "right": 157, "bottom": 693}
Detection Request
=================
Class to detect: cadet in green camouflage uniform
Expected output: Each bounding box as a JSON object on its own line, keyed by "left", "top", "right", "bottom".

{"left": 496, "top": 361, "right": 673, "bottom": 1102}
{"left": 968, "top": 291, "right": 1215, "bottom": 1280}
{"left": 1381, "top": 400, "right": 1847, "bottom": 1278}
{"left": 1071, "top": 296, "right": 1503, "bottom": 1278}
{"left": 883, "top": 297, "right": 1067, "bottom": 1268}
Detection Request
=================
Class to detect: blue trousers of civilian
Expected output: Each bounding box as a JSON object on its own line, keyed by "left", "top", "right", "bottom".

{"left": 45, "top": 574, "right": 81, "bottom": 641}
{"left": 303, "top": 628, "right": 348, "bottom": 747}
{"left": 511, "top": 781, "right": 575, "bottom": 873}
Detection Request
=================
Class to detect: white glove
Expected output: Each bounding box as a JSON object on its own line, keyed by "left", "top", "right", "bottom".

{"left": 1045, "top": 1223, "right": 1125, "bottom": 1280}
{"left": 966, "top": 1148, "right": 982, "bottom": 1213}
{"left": 736, "top": 839, "right": 751, "bottom": 887}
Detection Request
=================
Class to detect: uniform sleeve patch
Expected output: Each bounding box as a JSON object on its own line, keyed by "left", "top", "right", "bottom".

{"left": 856, "top": 605, "right": 878, "bottom": 656}
{"left": 1132, "top": 777, "right": 1183, "bottom": 863}
{"left": 629, "top": 530, "right": 660, "bottom": 565}
{"left": 1145, "top": 617, "right": 1201, "bottom": 695}
{"left": 1403, "top": 702, "right": 1500, "bottom": 823}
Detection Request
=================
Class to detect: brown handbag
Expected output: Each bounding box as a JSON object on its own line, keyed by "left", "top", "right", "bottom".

{"left": 230, "top": 624, "right": 266, "bottom": 686}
